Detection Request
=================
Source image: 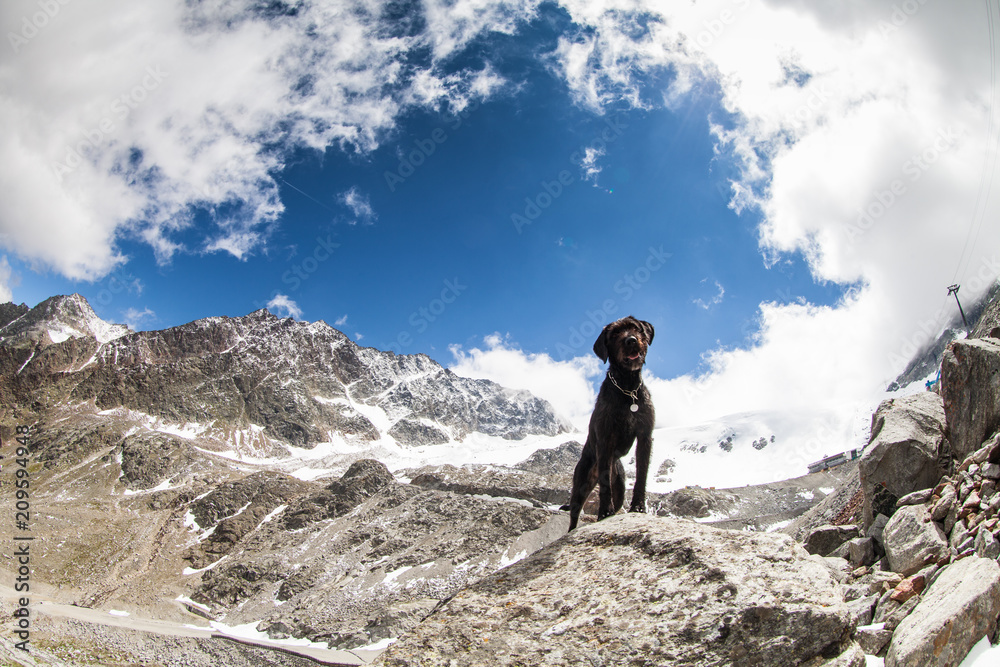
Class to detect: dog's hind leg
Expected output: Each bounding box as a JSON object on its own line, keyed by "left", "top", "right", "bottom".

{"left": 567, "top": 448, "right": 598, "bottom": 531}
{"left": 611, "top": 458, "right": 626, "bottom": 515}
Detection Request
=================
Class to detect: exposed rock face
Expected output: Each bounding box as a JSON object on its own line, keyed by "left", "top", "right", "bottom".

{"left": 65, "top": 308, "right": 567, "bottom": 448}
{"left": 406, "top": 463, "right": 571, "bottom": 507}
{"left": 859, "top": 392, "right": 948, "bottom": 530}
{"left": 886, "top": 556, "right": 1000, "bottom": 666}
{"left": 189, "top": 461, "right": 566, "bottom": 650}
{"left": 0, "top": 293, "right": 130, "bottom": 347}
{"left": 513, "top": 441, "right": 583, "bottom": 476}
{"left": 378, "top": 514, "right": 860, "bottom": 667}
{"left": 941, "top": 337, "right": 1000, "bottom": 462}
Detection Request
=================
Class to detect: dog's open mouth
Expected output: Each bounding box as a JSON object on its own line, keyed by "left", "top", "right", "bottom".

{"left": 627, "top": 352, "right": 641, "bottom": 361}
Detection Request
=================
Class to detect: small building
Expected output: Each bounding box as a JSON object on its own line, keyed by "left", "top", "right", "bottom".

{"left": 808, "top": 448, "right": 864, "bottom": 474}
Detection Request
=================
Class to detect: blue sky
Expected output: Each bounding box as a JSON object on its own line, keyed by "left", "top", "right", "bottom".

{"left": 3, "top": 0, "right": 999, "bottom": 431}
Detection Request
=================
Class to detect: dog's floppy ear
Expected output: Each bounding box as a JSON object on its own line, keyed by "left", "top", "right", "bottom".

{"left": 593, "top": 324, "right": 611, "bottom": 362}
{"left": 639, "top": 319, "right": 654, "bottom": 346}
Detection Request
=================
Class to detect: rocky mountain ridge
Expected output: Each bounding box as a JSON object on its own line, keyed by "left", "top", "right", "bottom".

{"left": 4, "top": 290, "right": 1000, "bottom": 665}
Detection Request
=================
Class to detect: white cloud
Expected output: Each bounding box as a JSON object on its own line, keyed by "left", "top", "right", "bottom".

{"left": 339, "top": 187, "right": 377, "bottom": 224}
{"left": 122, "top": 307, "right": 155, "bottom": 330}
{"left": 0, "top": 257, "right": 15, "bottom": 303}
{"left": 693, "top": 280, "right": 725, "bottom": 311}
{"left": 266, "top": 293, "right": 303, "bottom": 320}
{"left": 540, "top": 0, "right": 1000, "bottom": 434}
{"left": 0, "top": 0, "right": 526, "bottom": 283}
{"left": 576, "top": 146, "right": 605, "bottom": 183}
{"left": 449, "top": 334, "right": 602, "bottom": 429}
{"left": 335, "top": 314, "right": 349, "bottom": 326}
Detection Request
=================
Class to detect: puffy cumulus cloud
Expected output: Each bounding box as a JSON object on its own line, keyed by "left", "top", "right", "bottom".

{"left": 0, "top": 0, "right": 533, "bottom": 283}
{"left": 542, "top": 0, "right": 1000, "bottom": 426}
{"left": 266, "top": 293, "right": 303, "bottom": 320}
{"left": 449, "top": 334, "right": 602, "bottom": 429}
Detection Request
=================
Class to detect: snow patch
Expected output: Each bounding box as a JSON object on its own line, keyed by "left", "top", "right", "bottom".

{"left": 209, "top": 620, "right": 333, "bottom": 651}
{"left": 176, "top": 595, "right": 212, "bottom": 614}
{"left": 382, "top": 566, "right": 412, "bottom": 589}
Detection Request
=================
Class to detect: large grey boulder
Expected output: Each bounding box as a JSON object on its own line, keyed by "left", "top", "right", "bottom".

{"left": 882, "top": 504, "right": 950, "bottom": 576}
{"left": 859, "top": 392, "right": 948, "bottom": 530}
{"left": 942, "top": 337, "right": 1000, "bottom": 462}
{"left": 804, "top": 524, "right": 860, "bottom": 557}
{"left": 377, "top": 513, "right": 861, "bottom": 666}
{"left": 886, "top": 556, "right": 1000, "bottom": 666}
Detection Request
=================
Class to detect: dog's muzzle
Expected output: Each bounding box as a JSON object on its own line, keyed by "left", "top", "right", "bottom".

{"left": 624, "top": 336, "right": 642, "bottom": 361}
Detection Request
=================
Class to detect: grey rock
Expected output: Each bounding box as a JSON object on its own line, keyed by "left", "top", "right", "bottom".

{"left": 976, "top": 527, "right": 1000, "bottom": 560}
{"left": 387, "top": 418, "right": 450, "bottom": 446}
{"left": 845, "top": 595, "right": 879, "bottom": 627}
{"left": 883, "top": 505, "right": 949, "bottom": 576}
{"left": 848, "top": 537, "right": 877, "bottom": 568}
{"left": 809, "top": 554, "right": 852, "bottom": 583}
{"left": 379, "top": 514, "right": 854, "bottom": 667}
{"left": 942, "top": 337, "right": 1000, "bottom": 462}
{"left": 950, "top": 520, "right": 972, "bottom": 551}
{"left": 897, "top": 488, "right": 934, "bottom": 507}
{"left": 873, "top": 594, "right": 920, "bottom": 631}
{"left": 930, "top": 484, "right": 957, "bottom": 521}
{"left": 860, "top": 393, "right": 948, "bottom": 530}
{"left": 867, "top": 513, "right": 891, "bottom": 548}
{"left": 805, "top": 524, "right": 861, "bottom": 557}
{"left": 983, "top": 463, "right": 1000, "bottom": 480}
{"left": 855, "top": 625, "right": 893, "bottom": 656}
{"left": 887, "top": 556, "right": 1000, "bottom": 666}
{"left": 513, "top": 441, "right": 583, "bottom": 476}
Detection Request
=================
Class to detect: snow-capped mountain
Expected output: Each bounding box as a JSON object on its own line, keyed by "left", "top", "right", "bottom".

{"left": 3, "top": 294, "right": 569, "bottom": 462}
{"left": 0, "top": 293, "right": 130, "bottom": 347}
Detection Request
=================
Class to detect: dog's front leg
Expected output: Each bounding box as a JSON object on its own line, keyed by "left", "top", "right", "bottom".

{"left": 629, "top": 433, "right": 652, "bottom": 514}
{"left": 596, "top": 454, "right": 616, "bottom": 520}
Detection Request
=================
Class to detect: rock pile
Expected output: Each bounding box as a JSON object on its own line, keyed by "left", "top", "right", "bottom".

{"left": 800, "top": 337, "right": 1000, "bottom": 665}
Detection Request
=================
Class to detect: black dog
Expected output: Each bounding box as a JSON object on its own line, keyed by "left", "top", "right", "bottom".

{"left": 567, "top": 316, "right": 655, "bottom": 531}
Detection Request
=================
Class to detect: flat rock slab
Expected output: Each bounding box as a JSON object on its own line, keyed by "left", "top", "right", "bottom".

{"left": 377, "top": 514, "right": 856, "bottom": 667}
{"left": 887, "top": 556, "right": 1000, "bottom": 667}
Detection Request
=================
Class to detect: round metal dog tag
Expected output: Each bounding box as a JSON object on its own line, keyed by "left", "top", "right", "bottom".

{"left": 630, "top": 403, "right": 639, "bottom": 412}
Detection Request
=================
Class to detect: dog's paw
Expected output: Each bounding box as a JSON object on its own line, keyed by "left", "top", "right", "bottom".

{"left": 628, "top": 504, "right": 646, "bottom": 514}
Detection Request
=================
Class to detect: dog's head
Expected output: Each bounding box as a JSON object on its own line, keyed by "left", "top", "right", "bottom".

{"left": 593, "top": 316, "right": 654, "bottom": 371}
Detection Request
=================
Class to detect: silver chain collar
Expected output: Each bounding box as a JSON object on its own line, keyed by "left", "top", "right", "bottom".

{"left": 608, "top": 371, "right": 641, "bottom": 412}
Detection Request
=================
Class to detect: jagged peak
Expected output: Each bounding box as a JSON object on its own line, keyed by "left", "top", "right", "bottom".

{"left": 0, "top": 293, "right": 130, "bottom": 346}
